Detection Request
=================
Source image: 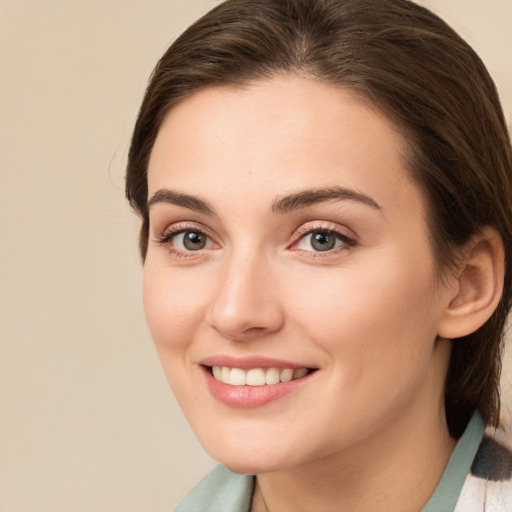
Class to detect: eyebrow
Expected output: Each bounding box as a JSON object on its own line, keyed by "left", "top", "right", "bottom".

{"left": 147, "top": 185, "right": 382, "bottom": 216}
{"left": 270, "top": 186, "right": 382, "bottom": 214}
{"left": 147, "top": 189, "right": 216, "bottom": 216}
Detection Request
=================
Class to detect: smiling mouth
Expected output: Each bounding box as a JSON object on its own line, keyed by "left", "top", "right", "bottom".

{"left": 207, "top": 366, "right": 314, "bottom": 386}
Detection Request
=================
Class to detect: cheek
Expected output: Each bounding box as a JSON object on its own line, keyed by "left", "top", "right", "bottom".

{"left": 142, "top": 262, "right": 211, "bottom": 410}
{"left": 284, "top": 263, "right": 441, "bottom": 441}
{"left": 142, "top": 261, "right": 208, "bottom": 352}
{"left": 286, "top": 251, "right": 440, "bottom": 372}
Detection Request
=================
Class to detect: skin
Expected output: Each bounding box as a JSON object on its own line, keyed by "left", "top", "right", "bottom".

{"left": 143, "top": 76, "right": 460, "bottom": 512}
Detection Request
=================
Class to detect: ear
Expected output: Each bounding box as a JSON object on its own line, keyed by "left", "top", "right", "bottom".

{"left": 437, "top": 227, "right": 505, "bottom": 339}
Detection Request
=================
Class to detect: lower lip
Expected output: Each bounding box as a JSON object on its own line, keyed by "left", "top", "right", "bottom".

{"left": 202, "top": 367, "right": 315, "bottom": 408}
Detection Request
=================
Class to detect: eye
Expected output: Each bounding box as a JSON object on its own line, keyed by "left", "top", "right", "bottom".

{"left": 173, "top": 230, "right": 209, "bottom": 251}
{"left": 156, "top": 225, "right": 217, "bottom": 254}
{"left": 295, "top": 229, "right": 353, "bottom": 252}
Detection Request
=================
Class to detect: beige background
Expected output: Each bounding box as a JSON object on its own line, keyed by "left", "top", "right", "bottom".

{"left": 1, "top": 1, "right": 511, "bottom": 511}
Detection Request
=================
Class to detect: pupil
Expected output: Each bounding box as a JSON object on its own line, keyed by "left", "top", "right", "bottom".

{"left": 183, "top": 231, "right": 206, "bottom": 250}
{"left": 311, "top": 232, "right": 335, "bottom": 251}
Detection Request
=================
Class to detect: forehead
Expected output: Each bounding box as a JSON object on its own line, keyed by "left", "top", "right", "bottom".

{"left": 147, "top": 75, "right": 425, "bottom": 221}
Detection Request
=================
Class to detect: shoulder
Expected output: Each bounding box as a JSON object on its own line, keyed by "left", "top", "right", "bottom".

{"left": 173, "top": 465, "right": 254, "bottom": 512}
{"left": 455, "top": 431, "right": 512, "bottom": 512}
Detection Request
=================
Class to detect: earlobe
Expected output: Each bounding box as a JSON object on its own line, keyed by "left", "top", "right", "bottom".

{"left": 437, "top": 227, "right": 505, "bottom": 339}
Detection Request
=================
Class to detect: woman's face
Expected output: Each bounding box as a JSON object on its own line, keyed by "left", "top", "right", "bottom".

{"left": 143, "top": 76, "right": 454, "bottom": 474}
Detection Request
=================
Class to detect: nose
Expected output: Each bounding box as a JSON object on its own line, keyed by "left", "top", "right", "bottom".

{"left": 206, "top": 251, "right": 285, "bottom": 341}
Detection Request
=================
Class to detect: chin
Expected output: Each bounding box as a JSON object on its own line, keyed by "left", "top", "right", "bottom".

{"left": 197, "top": 429, "right": 298, "bottom": 475}
{"left": 213, "top": 453, "right": 290, "bottom": 476}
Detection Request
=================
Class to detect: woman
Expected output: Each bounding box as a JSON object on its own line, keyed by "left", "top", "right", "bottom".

{"left": 126, "top": 0, "right": 512, "bottom": 510}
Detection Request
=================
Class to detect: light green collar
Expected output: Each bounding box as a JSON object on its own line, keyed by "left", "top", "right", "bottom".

{"left": 422, "top": 411, "right": 484, "bottom": 511}
{"left": 175, "top": 412, "right": 484, "bottom": 512}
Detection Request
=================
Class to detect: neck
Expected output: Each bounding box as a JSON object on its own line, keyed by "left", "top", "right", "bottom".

{"left": 253, "top": 409, "right": 455, "bottom": 512}
{"left": 251, "top": 342, "right": 456, "bottom": 512}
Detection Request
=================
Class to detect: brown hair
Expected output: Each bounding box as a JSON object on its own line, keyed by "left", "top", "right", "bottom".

{"left": 126, "top": 0, "right": 512, "bottom": 437}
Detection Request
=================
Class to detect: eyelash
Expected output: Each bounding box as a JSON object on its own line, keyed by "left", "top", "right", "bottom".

{"left": 154, "top": 223, "right": 357, "bottom": 258}
{"left": 290, "top": 224, "right": 357, "bottom": 257}
{"left": 155, "top": 223, "right": 217, "bottom": 258}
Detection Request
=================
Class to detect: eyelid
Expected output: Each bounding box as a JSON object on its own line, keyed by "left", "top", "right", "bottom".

{"left": 154, "top": 221, "right": 220, "bottom": 252}
{"left": 152, "top": 220, "right": 356, "bottom": 257}
{"left": 289, "top": 221, "right": 357, "bottom": 254}
{"left": 293, "top": 221, "right": 357, "bottom": 241}
{"left": 155, "top": 220, "right": 208, "bottom": 239}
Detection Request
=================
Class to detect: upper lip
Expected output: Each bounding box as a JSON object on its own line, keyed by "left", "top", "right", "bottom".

{"left": 199, "top": 355, "right": 316, "bottom": 370}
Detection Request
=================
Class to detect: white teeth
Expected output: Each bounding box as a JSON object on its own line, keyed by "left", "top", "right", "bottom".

{"left": 246, "top": 368, "right": 266, "bottom": 386}
{"left": 212, "top": 366, "right": 222, "bottom": 380}
{"left": 221, "top": 366, "right": 230, "bottom": 382}
{"left": 230, "top": 368, "right": 247, "bottom": 386}
{"left": 293, "top": 368, "right": 309, "bottom": 379}
{"left": 211, "top": 366, "right": 310, "bottom": 386}
{"left": 280, "top": 368, "right": 293, "bottom": 382}
{"left": 265, "top": 367, "right": 280, "bottom": 385}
